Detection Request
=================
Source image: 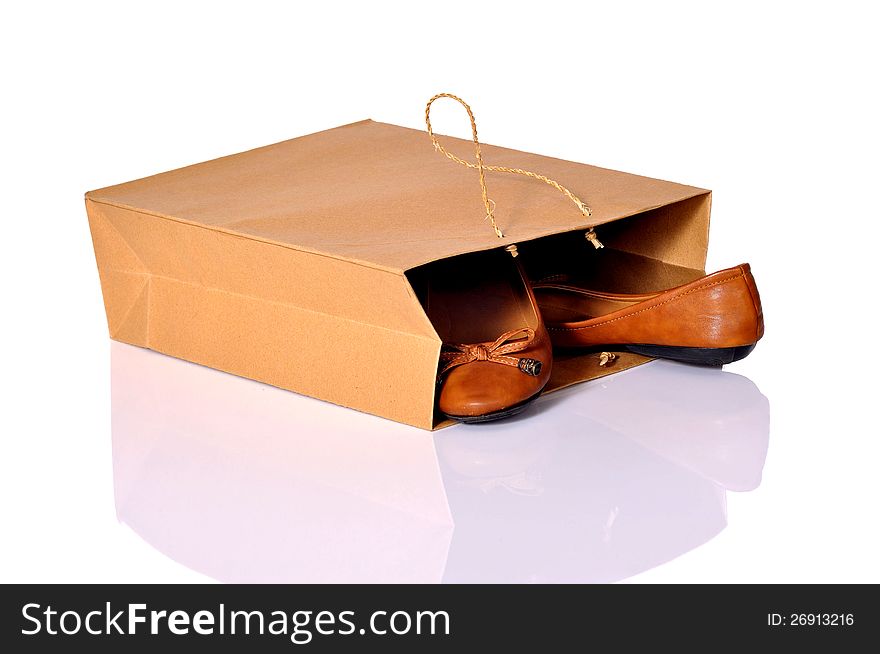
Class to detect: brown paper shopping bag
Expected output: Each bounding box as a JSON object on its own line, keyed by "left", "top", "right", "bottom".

{"left": 86, "top": 103, "right": 710, "bottom": 429}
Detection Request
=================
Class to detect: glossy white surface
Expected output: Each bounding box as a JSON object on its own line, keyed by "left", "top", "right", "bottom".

{"left": 2, "top": 2, "right": 878, "bottom": 583}
{"left": 111, "top": 344, "right": 768, "bottom": 583}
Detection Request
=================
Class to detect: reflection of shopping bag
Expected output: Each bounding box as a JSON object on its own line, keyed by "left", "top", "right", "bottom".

{"left": 111, "top": 343, "right": 453, "bottom": 583}
{"left": 88, "top": 119, "right": 710, "bottom": 428}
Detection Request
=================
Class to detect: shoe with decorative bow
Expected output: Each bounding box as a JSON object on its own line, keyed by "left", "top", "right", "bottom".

{"left": 422, "top": 249, "right": 553, "bottom": 423}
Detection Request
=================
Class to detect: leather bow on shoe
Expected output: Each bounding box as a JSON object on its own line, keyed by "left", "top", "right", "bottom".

{"left": 439, "top": 328, "right": 543, "bottom": 380}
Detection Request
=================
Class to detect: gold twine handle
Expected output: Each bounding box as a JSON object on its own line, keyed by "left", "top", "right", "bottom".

{"left": 425, "top": 93, "right": 592, "bottom": 240}
{"left": 425, "top": 93, "right": 502, "bottom": 238}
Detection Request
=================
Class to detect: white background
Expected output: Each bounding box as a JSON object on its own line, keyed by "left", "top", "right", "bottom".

{"left": 1, "top": 1, "right": 878, "bottom": 583}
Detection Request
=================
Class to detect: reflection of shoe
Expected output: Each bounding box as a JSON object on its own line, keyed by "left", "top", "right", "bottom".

{"left": 435, "top": 423, "right": 729, "bottom": 583}
{"left": 533, "top": 264, "right": 764, "bottom": 365}
{"left": 579, "top": 361, "right": 770, "bottom": 491}
{"left": 434, "top": 360, "right": 769, "bottom": 582}
{"left": 423, "top": 250, "right": 552, "bottom": 423}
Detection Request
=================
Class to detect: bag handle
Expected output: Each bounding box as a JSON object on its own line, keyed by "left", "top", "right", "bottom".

{"left": 425, "top": 93, "right": 593, "bottom": 240}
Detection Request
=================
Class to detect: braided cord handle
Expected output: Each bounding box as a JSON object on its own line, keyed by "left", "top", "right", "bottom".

{"left": 425, "top": 93, "right": 592, "bottom": 239}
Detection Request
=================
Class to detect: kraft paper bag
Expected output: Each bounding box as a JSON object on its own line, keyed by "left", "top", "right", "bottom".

{"left": 86, "top": 119, "right": 710, "bottom": 428}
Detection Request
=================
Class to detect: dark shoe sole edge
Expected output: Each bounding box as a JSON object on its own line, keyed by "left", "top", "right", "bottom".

{"left": 625, "top": 343, "right": 757, "bottom": 366}
{"left": 442, "top": 390, "right": 544, "bottom": 424}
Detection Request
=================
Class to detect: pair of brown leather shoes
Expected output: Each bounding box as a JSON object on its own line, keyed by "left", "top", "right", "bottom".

{"left": 434, "top": 258, "right": 764, "bottom": 423}
{"left": 424, "top": 93, "right": 764, "bottom": 423}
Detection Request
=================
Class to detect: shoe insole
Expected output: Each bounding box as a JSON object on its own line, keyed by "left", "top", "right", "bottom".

{"left": 534, "top": 286, "right": 654, "bottom": 323}
{"left": 425, "top": 252, "right": 534, "bottom": 344}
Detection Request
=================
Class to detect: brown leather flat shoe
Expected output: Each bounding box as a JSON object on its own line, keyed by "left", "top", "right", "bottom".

{"left": 421, "top": 93, "right": 560, "bottom": 422}
{"left": 425, "top": 250, "right": 553, "bottom": 423}
{"left": 533, "top": 264, "right": 764, "bottom": 365}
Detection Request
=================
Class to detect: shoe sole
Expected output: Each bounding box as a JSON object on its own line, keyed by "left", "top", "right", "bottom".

{"left": 443, "top": 390, "right": 543, "bottom": 424}
{"left": 625, "top": 343, "right": 757, "bottom": 366}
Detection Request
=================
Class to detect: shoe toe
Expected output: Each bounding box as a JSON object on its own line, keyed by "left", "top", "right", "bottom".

{"left": 438, "top": 359, "right": 547, "bottom": 419}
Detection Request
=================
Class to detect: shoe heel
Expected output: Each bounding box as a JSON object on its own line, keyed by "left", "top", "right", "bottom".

{"left": 625, "top": 343, "right": 756, "bottom": 366}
